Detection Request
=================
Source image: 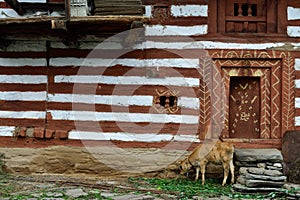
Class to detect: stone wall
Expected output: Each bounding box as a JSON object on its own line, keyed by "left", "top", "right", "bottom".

{"left": 0, "top": 146, "right": 226, "bottom": 179}
{"left": 233, "top": 149, "right": 287, "bottom": 192}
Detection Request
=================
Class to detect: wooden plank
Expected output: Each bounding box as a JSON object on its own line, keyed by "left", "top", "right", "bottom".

{"left": 208, "top": 0, "right": 217, "bottom": 33}
{"left": 0, "top": 101, "right": 46, "bottom": 111}
{"left": 288, "top": 0, "right": 300, "bottom": 7}
{"left": 48, "top": 84, "right": 200, "bottom": 97}
{"left": 47, "top": 120, "right": 200, "bottom": 135}
{"left": 266, "top": 0, "right": 276, "bottom": 33}
{"left": 277, "top": 0, "right": 287, "bottom": 34}
{"left": 217, "top": 0, "right": 226, "bottom": 33}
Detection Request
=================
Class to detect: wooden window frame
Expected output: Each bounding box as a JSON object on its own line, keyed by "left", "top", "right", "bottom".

{"left": 208, "top": 0, "right": 287, "bottom": 35}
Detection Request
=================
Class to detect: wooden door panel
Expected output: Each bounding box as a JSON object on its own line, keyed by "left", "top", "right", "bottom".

{"left": 229, "top": 76, "right": 260, "bottom": 138}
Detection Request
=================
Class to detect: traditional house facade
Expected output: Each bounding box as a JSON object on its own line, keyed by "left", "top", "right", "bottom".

{"left": 0, "top": 0, "right": 299, "bottom": 153}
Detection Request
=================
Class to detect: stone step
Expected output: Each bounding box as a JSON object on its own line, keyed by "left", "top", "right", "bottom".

{"left": 235, "top": 149, "right": 283, "bottom": 163}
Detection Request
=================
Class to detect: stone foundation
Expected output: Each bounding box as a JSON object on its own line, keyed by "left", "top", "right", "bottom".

{"left": 0, "top": 146, "right": 227, "bottom": 179}
{"left": 233, "top": 149, "right": 287, "bottom": 193}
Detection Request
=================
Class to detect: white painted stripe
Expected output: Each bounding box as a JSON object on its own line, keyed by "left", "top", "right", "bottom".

{"left": 145, "top": 25, "right": 208, "bottom": 36}
{"left": 295, "top": 58, "right": 300, "bottom": 70}
{"left": 50, "top": 58, "right": 199, "bottom": 68}
{"left": 55, "top": 75, "right": 200, "bottom": 87}
{"left": 0, "top": 111, "right": 45, "bottom": 119}
{"left": 288, "top": 26, "right": 300, "bottom": 37}
{"left": 49, "top": 110, "right": 199, "bottom": 124}
{"left": 295, "top": 116, "right": 300, "bottom": 126}
{"left": 0, "top": 75, "right": 47, "bottom": 84}
{"left": 144, "top": 5, "right": 152, "bottom": 17}
{"left": 69, "top": 130, "right": 200, "bottom": 142}
{"left": 296, "top": 98, "right": 300, "bottom": 108}
{"left": 6, "top": 41, "right": 47, "bottom": 52}
{"left": 0, "top": 58, "right": 47, "bottom": 67}
{"left": 135, "top": 41, "right": 286, "bottom": 50}
{"left": 0, "top": 126, "right": 15, "bottom": 137}
{"left": 48, "top": 94, "right": 153, "bottom": 106}
{"left": 295, "top": 80, "right": 300, "bottom": 88}
{"left": 178, "top": 97, "right": 199, "bottom": 110}
{"left": 171, "top": 5, "right": 208, "bottom": 17}
{"left": 288, "top": 7, "right": 300, "bottom": 20}
{"left": 0, "top": 91, "right": 46, "bottom": 101}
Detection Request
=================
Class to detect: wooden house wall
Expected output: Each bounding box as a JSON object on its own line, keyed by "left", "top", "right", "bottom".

{"left": 0, "top": 0, "right": 300, "bottom": 149}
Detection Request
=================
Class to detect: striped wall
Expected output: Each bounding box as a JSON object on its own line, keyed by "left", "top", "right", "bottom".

{"left": 0, "top": 0, "right": 300, "bottom": 144}
{"left": 0, "top": 41, "right": 47, "bottom": 137}
{"left": 287, "top": 2, "right": 300, "bottom": 37}
{"left": 142, "top": 0, "right": 208, "bottom": 36}
{"left": 45, "top": 43, "right": 203, "bottom": 143}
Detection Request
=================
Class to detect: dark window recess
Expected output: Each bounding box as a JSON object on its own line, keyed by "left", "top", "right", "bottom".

{"left": 234, "top": 3, "right": 257, "bottom": 16}
{"left": 159, "top": 96, "right": 177, "bottom": 108}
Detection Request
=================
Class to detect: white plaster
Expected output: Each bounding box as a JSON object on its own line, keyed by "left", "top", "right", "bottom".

{"left": 6, "top": 41, "right": 46, "bottom": 52}
{"left": 144, "top": 5, "right": 152, "bottom": 18}
{"left": 171, "top": 5, "right": 208, "bottom": 17}
{"left": 49, "top": 110, "right": 199, "bottom": 124}
{"left": 288, "top": 7, "right": 300, "bottom": 20}
{"left": 0, "top": 126, "right": 15, "bottom": 137}
{"left": 295, "top": 116, "right": 300, "bottom": 126}
{"left": 0, "top": 58, "right": 47, "bottom": 66}
{"left": 50, "top": 58, "right": 199, "bottom": 68}
{"left": 48, "top": 94, "right": 153, "bottom": 106}
{"left": 0, "top": 91, "right": 46, "bottom": 101}
{"left": 295, "top": 97, "right": 300, "bottom": 108}
{"left": 145, "top": 25, "right": 208, "bottom": 36}
{"left": 0, "top": 75, "right": 47, "bottom": 84}
{"left": 295, "top": 80, "right": 300, "bottom": 88}
{"left": 54, "top": 75, "right": 199, "bottom": 87}
{"left": 69, "top": 131, "right": 200, "bottom": 142}
{"left": 287, "top": 26, "right": 300, "bottom": 37}
{"left": 135, "top": 41, "right": 286, "bottom": 50}
{"left": 178, "top": 97, "right": 199, "bottom": 110}
{"left": 295, "top": 59, "right": 300, "bottom": 70}
{"left": 0, "top": 111, "right": 45, "bottom": 119}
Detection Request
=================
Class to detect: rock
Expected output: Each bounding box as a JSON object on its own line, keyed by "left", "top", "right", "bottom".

{"left": 65, "top": 189, "right": 88, "bottom": 198}
{"left": 237, "top": 176, "right": 247, "bottom": 185}
{"left": 257, "top": 163, "right": 266, "bottom": 168}
{"left": 274, "top": 163, "right": 282, "bottom": 168}
{"left": 239, "top": 167, "right": 248, "bottom": 175}
{"left": 247, "top": 167, "right": 283, "bottom": 176}
{"left": 235, "top": 149, "right": 283, "bottom": 162}
{"left": 233, "top": 183, "right": 286, "bottom": 193}
{"left": 113, "top": 194, "right": 155, "bottom": 200}
{"left": 245, "top": 179, "right": 285, "bottom": 188}
{"left": 235, "top": 161, "right": 257, "bottom": 167}
{"left": 282, "top": 131, "right": 300, "bottom": 183}
{"left": 266, "top": 166, "right": 282, "bottom": 170}
{"left": 101, "top": 192, "right": 115, "bottom": 198}
{"left": 46, "top": 192, "right": 64, "bottom": 197}
{"left": 245, "top": 173, "right": 287, "bottom": 182}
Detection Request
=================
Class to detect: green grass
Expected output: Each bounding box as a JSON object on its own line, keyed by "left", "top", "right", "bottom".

{"left": 128, "top": 177, "right": 291, "bottom": 199}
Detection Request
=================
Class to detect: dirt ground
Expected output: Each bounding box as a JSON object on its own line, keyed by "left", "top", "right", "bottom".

{"left": 1, "top": 174, "right": 300, "bottom": 200}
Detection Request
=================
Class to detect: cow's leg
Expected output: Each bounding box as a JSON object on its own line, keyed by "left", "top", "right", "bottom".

{"left": 222, "top": 161, "right": 229, "bottom": 186}
{"left": 229, "top": 159, "right": 235, "bottom": 184}
{"left": 200, "top": 162, "right": 207, "bottom": 185}
{"left": 195, "top": 167, "right": 200, "bottom": 181}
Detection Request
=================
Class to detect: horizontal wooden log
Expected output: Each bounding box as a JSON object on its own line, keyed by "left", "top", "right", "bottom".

{"left": 0, "top": 84, "right": 46, "bottom": 92}
{"left": 46, "top": 120, "right": 200, "bottom": 135}
{"left": 0, "top": 101, "right": 45, "bottom": 111}
{"left": 288, "top": 0, "right": 300, "bottom": 7}
{"left": 47, "top": 102, "right": 199, "bottom": 115}
{"left": 48, "top": 84, "right": 200, "bottom": 97}
{"left": 0, "top": 118, "right": 45, "bottom": 127}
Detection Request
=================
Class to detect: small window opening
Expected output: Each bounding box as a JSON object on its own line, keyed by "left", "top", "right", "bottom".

{"left": 234, "top": 3, "right": 257, "bottom": 16}
{"left": 158, "top": 96, "right": 177, "bottom": 108}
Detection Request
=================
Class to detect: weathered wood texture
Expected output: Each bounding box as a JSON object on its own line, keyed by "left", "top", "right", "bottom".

{"left": 94, "top": 0, "right": 144, "bottom": 15}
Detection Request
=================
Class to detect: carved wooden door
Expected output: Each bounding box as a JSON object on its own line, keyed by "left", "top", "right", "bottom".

{"left": 229, "top": 77, "right": 260, "bottom": 138}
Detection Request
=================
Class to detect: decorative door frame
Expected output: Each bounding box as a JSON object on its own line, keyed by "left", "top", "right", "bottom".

{"left": 209, "top": 50, "right": 295, "bottom": 139}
